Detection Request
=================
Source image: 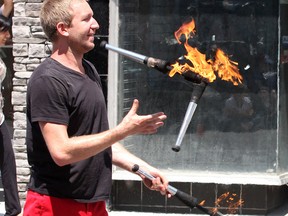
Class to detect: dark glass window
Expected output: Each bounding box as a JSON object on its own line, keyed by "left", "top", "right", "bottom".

{"left": 113, "top": 0, "right": 279, "bottom": 173}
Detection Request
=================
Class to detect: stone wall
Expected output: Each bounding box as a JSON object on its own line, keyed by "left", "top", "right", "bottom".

{"left": 12, "top": 0, "right": 48, "bottom": 206}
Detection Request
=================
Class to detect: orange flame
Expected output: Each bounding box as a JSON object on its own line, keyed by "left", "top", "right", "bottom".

{"left": 199, "top": 200, "right": 206, "bottom": 206}
{"left": 212, "top": 192, "right": 244, "bottom": 215}
{"left": 169, "top": 18, "right": 243, "bottom": 85}
{"left": 213, "top": 49, "right": 242, "bottom": 85}
{"left": 174, "top": 19, "right": 196, "bottom": 44}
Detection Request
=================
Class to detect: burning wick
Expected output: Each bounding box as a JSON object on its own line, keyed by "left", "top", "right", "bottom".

{"left": 169, "top": 18, "right": 243, "bottom": 86}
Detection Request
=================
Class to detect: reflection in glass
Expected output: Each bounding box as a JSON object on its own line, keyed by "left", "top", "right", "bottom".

{"left": 117, "top": 0, "right": 278, "bottom": 173}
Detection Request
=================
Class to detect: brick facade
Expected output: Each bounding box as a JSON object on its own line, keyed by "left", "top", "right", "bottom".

{"left": 12, "top": 0, "right": 47, "bottom": 206}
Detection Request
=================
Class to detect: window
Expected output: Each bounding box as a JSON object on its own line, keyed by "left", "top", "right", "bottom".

{"left": 108, "top": 0, "right": 280, "bottom": 176}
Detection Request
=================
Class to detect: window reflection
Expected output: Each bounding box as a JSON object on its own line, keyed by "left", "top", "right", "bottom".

{"left": 117, "top": 0, "right": 278, "bottom": 173}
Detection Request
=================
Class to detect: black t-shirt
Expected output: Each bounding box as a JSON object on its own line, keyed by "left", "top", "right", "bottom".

{"left": 26, "top": 58, "right": 112, "bottom": 202}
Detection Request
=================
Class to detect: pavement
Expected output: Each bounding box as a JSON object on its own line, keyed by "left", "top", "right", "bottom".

{"left": 0, "top": 201, "right": 288, "bottom": 216}
{"left": 108, "top": 208, "right": 288, "bottom": 216}
{"left": 107, "top": 205, "right": 288, "bottom": 216}
{"left": 106, "top": 200, "right": 288, "bottom": 216}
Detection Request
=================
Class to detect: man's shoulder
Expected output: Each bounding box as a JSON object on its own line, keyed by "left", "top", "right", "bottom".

{"left": 83, "top": 58, "right": 97, "bottom": 71}
{"left": 34, "top": 58, "right": 67, "bottom": 75}
{"left": 34, "top": 57, "right": 52, "bottom": 72}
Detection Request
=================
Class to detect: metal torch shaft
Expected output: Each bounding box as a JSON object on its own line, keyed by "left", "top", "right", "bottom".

{"left": 132, "top": 164, "right": 196, "bottom": 208}
{"left": 172, "top": 81, "right": 207, "bottom": 152}
{"left": 132, "top": 165, "right": 177, "bottom": 195}
{"left": 131, "top": 164, "right": 224, "bottom": 216}
{"left": 100, "top": 41, "right": 170, "bottom": 73}
{"left": 172, "top": 100, "right": 198, "bottom": 152}
{"left": 101, "top": 41, "right": 148, "bottom": 65}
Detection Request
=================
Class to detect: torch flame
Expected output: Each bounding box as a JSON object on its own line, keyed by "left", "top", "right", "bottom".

{"left": 212, "top": 192, "right": 244, "bottom": 215}
{"left": 199, "top": 200, "right": 206, "bottom": 206}
{"left": 170, "top": 18, "right": 243, "bottom": 85}
{"left": 174, "top": 19, "right": 196, "bottom": 44}
{"left": 213, "top": 49, "right": 243, "bottom": 85}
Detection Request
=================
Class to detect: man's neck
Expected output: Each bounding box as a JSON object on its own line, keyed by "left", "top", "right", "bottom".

{"left": 51, "top": 49, "right": 85, "bottom": 74}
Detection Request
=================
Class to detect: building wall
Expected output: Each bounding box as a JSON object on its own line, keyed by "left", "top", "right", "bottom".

{"left": 12, "top": 0, "right": 47, "bottom": 206}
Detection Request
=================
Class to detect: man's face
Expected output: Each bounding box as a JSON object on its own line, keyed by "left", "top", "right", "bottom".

{"left": 67, "top": 0, "right": 99, "bottom": 53}
{"left": 0, "top": 30, "right": 11, "bottom": 46}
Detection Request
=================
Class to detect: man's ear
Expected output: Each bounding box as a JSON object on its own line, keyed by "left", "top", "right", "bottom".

{"left": 56, "top": 22, "right": 69, "bottom": 37}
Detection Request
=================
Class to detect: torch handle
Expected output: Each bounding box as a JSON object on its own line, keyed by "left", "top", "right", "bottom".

{"left": 131, "top": 164, "right": 223, "bottom": 216}
{"left": 172, "top": 81, "right": 208, "bottom": 152}
{"left": 100, "top": 41, "right": 170, "bottom": 73}
{"left": 172, "top": 101, "right": 198, "bottom": 152}
{"left": 100, "top": 41, "right": 148, "bottom": 65}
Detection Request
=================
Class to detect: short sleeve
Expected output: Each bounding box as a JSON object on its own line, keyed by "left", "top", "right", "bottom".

{"left": 29, "top": 75, "right": 69, "bottom": 125}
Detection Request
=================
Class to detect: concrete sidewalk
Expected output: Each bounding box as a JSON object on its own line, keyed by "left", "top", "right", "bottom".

{"left": 1, "top": 201, "right": 288, "bottom": 216}
{"left": 108, "top": 209, "right": 288, "bottom": 216}
{"left": 108, "top": 201, "right": 288, "bottom": 216}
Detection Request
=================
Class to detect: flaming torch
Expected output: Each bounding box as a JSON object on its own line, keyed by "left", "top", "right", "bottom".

{"left": 100, "top": 41, "right": 204, "bottom": 83}
{"left": 170, "top": 19, "right": 243, "bottom": 152}
{"left": 132, "top": 164, "right": 225, "bottom": 216}
{"left": 100, "top": 18, "right": 243, "bottom": 152}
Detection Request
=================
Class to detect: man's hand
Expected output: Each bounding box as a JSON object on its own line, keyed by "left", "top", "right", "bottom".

{"left": 139, "top": 166, "right": 172, "bottom": 198}
{"left": 117, "top": 99, "right": 167, "bottom": 136}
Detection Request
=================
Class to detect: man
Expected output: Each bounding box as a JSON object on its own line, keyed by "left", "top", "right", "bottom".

{"left": 23, "top": 0, "right": 169, "bottom": 215}
{"left": 0, "top": 0, "right": 22, "bottom": 215}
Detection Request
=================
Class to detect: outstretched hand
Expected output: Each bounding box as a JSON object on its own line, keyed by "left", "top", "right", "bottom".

{"left": 118, "top": 99, "right": 167, "bottom": 136}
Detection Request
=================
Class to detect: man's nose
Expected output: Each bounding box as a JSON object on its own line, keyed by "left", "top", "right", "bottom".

{"left": 91, "top": 18, "right": 99, "bottom": 31}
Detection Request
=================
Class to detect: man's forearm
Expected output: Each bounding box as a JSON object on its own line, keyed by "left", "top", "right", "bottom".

{"left": 112, "top": 142, "right": 150, "bottom": 172}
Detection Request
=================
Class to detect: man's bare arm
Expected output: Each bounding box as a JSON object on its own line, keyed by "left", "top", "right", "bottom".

{"left": 39, "top": 99, "right": 167, "bottom": 166}
{"left": 1, "top": 0, "right": 13, "bottom": 17}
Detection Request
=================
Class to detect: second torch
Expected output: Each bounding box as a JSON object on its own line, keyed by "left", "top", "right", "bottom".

{"left": 132, "top": 164, "right": 224, "bottom": 216}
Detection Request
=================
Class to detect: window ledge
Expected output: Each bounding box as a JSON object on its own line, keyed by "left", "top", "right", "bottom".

{"left": 112, "top": 169, "right": 288, "bottom": 186}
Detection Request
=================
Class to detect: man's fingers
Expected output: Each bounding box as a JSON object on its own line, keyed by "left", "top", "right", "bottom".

{"left": 144, "top": 113, "right": 167, "bottom": 125}
{"left": 151, "top": 112, "right": 167, "bottom": 120}
{"left": 128, "top": 99, "right": 139, "bottom": 115}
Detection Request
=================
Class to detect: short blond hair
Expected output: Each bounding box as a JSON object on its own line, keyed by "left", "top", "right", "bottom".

{"left": 40, "top": 0, "right": 77, "bottom": 41}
